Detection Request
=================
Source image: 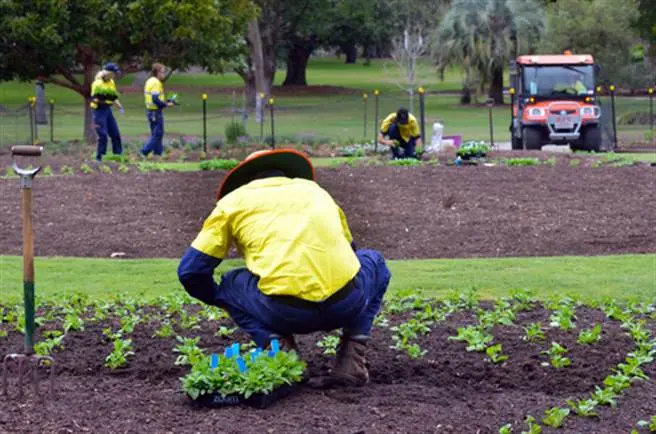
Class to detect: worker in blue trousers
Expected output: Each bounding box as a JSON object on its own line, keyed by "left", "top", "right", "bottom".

{"left": 178, "top": 149, "right": 392, "bottom": 388}
{"left": 378, "top": 108, "right": 423, "bottom": 160}
{"left": 141, "top": 63, "right": 175, "bottom": 157}
{"left": 90, "top": 63, "right": 123, "bottom": 161}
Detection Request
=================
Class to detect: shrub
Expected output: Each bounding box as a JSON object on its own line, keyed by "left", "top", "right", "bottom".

{"left": 199, "top": 159, "right": 240, "bottom": 171}
{"left": 225, "top": 121, "right": 248, "bottom": 145}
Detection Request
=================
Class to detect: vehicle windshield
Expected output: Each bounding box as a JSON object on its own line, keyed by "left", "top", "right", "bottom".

{"left": 522, "top": 65, "right": 594, "bottom": 97}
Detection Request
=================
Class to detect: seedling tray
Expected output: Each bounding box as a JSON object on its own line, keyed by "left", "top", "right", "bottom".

{"left": 191, "top": 384, "right": 299, "bottom": 409}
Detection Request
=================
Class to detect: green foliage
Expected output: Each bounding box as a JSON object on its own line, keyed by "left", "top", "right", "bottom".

{"left": 549, "top": 303, "right": 577, "bottom": 331}
{"left": 449, "top": 325, "right": 493, "bottom": 352}
{"left": 34, "top": 330, "right": 65, "bottom": 356}
{"left": 153, "top": 320, "right": 175, "bottom": 338}
{"left": 498, "top": 423, "right": 513, "bottom": 434}
{"left": 505, "top": 158, "right": 540, "bottom": 167}
{"left": 578, "top": 324, "right": 602, "bottom": 345}
{"left": 524, "top": 322, "right": 546, "bottom": 342}
{"left": 542, "top": 407, "right": 570, "bottom": 428}
{"left": 79, "top": 163, "right": 94, "bottom": 174}
{"left": 199, "top": 159, "right": 240, "bottom": 171}
{"left": 389, "top": 158, "right": 422, "bottom": 166}
{"left": 485, "top": 344, "right": 509, "bottom": 363}
{"left": 215, "top": 325, "right": 238, "bottom": 338}
{"left": 60, "top": 165, "right": 74, "bottom": 175}
{"left": 456, "top": 141, "right": 489, "bottom": 158}
{"left": 521, "top": 415, "right": 542, "bottom": 434}
{"left": 174, "top": 336, "right": 205, "bottom": 366}
{"left": 316, "top": 335, "right": 340, "bottom": 356}
{"left": 636, "top": 415, "right": 656, "bottom": 432}
{"left": 224, "top": 121, "right": 248, "bottom": 145}
{"left": 541, "top": 342, "right": 571, "bottom": 368}
{"left": 590, "top": 385, "right": 618, "bottom": 408}
{"left": 181, "top": 350, "right": 306, "bottom": 400}
{"left": 42, "top": 165, "right": 53, "bottom": 176}
{"left": 104, "top": 338, "right": 135, "bottom": 369}
{"left": 539, "top": 0, "right": 640, "bottom": 84}
{"left": 566, "top": 398, "right": 599, "bottom": 417}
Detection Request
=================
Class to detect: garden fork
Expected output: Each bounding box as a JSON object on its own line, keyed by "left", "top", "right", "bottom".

{"left": 2, "top": 145, "right": 55, "bottom": 398}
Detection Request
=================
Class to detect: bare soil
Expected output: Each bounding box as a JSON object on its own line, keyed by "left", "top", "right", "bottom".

{"left": 0, "top": 154, "right": 655, "bottom": 260}
{"left": 0, "top": 302, "right": 654, "bottom": 434}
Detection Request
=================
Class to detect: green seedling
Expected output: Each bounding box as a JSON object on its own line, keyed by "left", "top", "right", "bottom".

{"left": 178, "top": 310, "right": 201, "bottom": 330}
{"left": 524, "top": 323, "right": 546, "bottom": 342}
{"left": 181, "top": 349, "right": 306, "bottom": 400}
{"left": 153, "top": 320, "right": 175, "bottom": 338}
{"left": 449, "top": 325, "right": 493, "bottom": 352}
{"left": 317, "top": 335, "right": 340, "bottom": 356}
{"left": 486, "top": 344, "right": 509, "bottom": 364}
{"left": 42, "top": 165, "right": 53, "bottom": 176}
{"left": 636, "top": 415, "right": 656, "bottom": 431}
{"left": 118, "top": 164, "right": 130, "bottom": 173}
{"left": 99, "top": 164, "right": 113, "bottom": 174}
{"left": 521, "top": 415, "right": 542, "bottom": 434}
{"left": 590, "top": 386, "right": 618, "bottom": 408}
{"left": 578, "top": 324, "right": 602, "bottom": 345}
{"left": 541, "top": 342, "right": 571, "bottom": 368}
{"left": 63, "top": 312, "right": 85, "bottom": 333}
{"left": 542, "top": 407, "right": 570, "bottom": 428}
{"left": 60, "top": 165, "right": 74, "bottom": 175}
{"left": 566, "top": 398, "right": 598, "bottom": 417}
{"left": 549, "top": 305, "right": 576, "bottom": 331}
{"left": 80, "top": 163, "right": 94, "bottom": 174}
{"left": 215, "top": 325, "right": 238, "bottom": 338}
{"left": 104, "top": 338, "right": 135, "bottom": 369}
{"left": 498, "top": 423, "right": 513, "bottom": 434}
{"left": 119, "top": 314, "right": 141, "bottom": 334}
{"left": 507, "top": 289, "right": 536, "bottom": 312}
{"left": 34, "top": 330, "right": 65, "bottom": 356}
{"left": 174, "top": 336, "right": 205, "bottom": 366}
{"left": 603, "top": 373, "right": 632, "bottom": 393}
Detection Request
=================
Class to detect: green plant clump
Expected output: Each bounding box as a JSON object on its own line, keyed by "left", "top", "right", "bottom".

{"left": 225, "top": 121, "right": 248, "bottom": 145}
{"left": 456, "top": 141, "right": 489, "bottom": 159}
{"left": 181, "top": 350, "right": 306, "bottom": 400}
{"left": 199, "top": 159, "right": 240, "bottom": 171}
{"left": 506, "top": 157, "right": 540, "bottom": 167}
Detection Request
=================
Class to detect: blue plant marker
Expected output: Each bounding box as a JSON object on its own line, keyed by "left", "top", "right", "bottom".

{"left": 224, "top": 347, "right": 233, "bottom": 359}
{"left": 271, "top": 339, "right": 280, "bottom": 353}
{"left": 210, "top": 353, "right": 219, "bottom": 369}
{"left": 250, "top": 350, "right": 258, "bottom": 363}
{"left": 236, "top": 357, "right": 247, "bottom": 373}
{"left": 268, "top": 350, "right": 276, "bottom": 358}
{"left": 231, "top": 342, "right": 240, "bottom": 357}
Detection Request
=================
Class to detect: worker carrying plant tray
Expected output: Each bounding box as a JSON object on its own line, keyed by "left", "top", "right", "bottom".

{"left": 178, "top": 149, "right": 392, "bottom": 388}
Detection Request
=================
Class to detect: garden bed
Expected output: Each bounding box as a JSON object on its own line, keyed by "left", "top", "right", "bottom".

{"left": 0, "top": 291, "right": 654, "bottom": 432}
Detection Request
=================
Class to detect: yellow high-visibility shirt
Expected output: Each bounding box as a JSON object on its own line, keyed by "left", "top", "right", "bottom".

{"left": 380, "top": 112, "right": 421, "bottom": 142}
{"left": 144, "top": 77, "right": 165, "bottom": 110}
{"left": 90, "top": 78, "right": 119, "bottom": 109}
{"left": 191, "top": 177, "right": 361, "bottom": 302}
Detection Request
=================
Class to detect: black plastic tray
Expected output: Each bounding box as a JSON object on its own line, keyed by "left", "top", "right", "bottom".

{"left": 191, "top": 384, "right": 298, "bottom": 409}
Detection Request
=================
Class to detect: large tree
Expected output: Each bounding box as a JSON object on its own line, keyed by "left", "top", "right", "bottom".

{"left": 539, "top": 0, "right": 640, "bottom": 84}
{"left": 435, "top": 0, "right": 545, "bottom": 104}
{"left": 0, "top": 0, "right": 255, "bottom": 143}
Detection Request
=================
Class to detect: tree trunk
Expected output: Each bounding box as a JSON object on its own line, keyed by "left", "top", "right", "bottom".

{"left": 82, "top": 63, "right": 96, "bottom": 144}
{"left": 343, "top": 42, "right": 357, "bottom": 64}
{"left": 283, "top": 43, "right": 310, "bottom": 86}
{"left": 489, "top": 64, "right": 504, "bottom": 104}
{"left": 461, "top": 87, "right": 472, "bottom": 105}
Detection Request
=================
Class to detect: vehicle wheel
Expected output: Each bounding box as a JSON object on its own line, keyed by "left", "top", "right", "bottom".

{"left": 522, "top": 127, "right": 542, "bottom": 150}
{"left": 581, "top": 125, "right": 602, "bottom": 152}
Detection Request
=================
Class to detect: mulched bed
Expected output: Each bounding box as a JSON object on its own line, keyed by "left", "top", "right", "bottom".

{"left": 0, "top": 299, "right": 653, "bottom": 433}
{"left": 0, "top": 156, "right": 655, "bottom": 259}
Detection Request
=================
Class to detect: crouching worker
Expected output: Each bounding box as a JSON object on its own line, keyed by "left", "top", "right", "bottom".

{"left": 177, "top": 149, "right": 391, "bottom": 387}
{"left": 378, "top": 108, "right": 423, "bottom": 160}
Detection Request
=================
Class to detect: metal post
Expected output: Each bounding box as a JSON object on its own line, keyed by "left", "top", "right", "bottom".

{"left": 49, "top": 100, "right": 54, "bottom": 143}
{"left": 418, "top": 87, "right": 426, "bottom": 143}
{"left": 28, "top": 98, "right": 35, "bottom": 145}
{"left": 374, "top": 89, "right": 380, "bottom": 151}
{"left": 610, "top": 85, "right": 617, "bottom": 149}
{"left": 509, "top": 88, "right": 515, "bottom": 143}
{"left": 649, "top": 87, "right": 654, "bottom": 143}
{"left": 269, "top": 97, "right": 275, "bottom": 149}
{"left": 363, "top": 93, "right": 368, "bottom": 138}
{"left": 202, "top": 94, "right": 207, "bottom": 155}
{"left": 487, "top": 98, "right": 495, "bottom": 148}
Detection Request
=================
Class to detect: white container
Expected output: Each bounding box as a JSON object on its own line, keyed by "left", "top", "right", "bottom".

{"left": 427, "top": 122, "right": 444, "bottom": 152}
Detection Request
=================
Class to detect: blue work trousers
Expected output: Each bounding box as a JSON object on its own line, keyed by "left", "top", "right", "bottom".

{"left": 387, "top": 123, "right": 418, "bottom": 159}
{"left": 212, "top": 249, "right": 391, "bottom": 348}
{"left": 141, "top": 110, "right": 164, "bottom": 156}
{"left": 93, "top": 107, "right": 122, "bottom": 161}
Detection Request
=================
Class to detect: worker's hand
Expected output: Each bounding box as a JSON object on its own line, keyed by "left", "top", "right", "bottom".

{"left": 167, "top": 101, "right": 175, "bottom": 107}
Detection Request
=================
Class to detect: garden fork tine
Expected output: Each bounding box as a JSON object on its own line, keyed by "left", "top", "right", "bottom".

{"left": 2, "top": 145, "right": 56, "bottom": 399}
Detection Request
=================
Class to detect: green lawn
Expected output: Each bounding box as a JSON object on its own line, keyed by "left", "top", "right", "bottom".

{"left": 1, "top": 254, "right": 653, "bottom": 305}
{"left": 1, "top": 57, "right": 651, "bottom": 146}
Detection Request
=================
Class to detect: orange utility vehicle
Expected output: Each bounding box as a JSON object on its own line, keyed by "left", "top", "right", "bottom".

{"left": 509, "top": 53, "right": 602, "bottom": 151}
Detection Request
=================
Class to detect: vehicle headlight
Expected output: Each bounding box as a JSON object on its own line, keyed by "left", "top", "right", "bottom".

{"left": 528, "top": 107, "right": 545, "bottom": 117}
{"left": 580, "top": 106, "right": 601, "bottom": 118}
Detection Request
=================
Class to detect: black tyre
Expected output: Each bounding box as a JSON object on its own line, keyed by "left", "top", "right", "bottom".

{"left": 522, "top": 127, "right": 542, "bottom": 150}
{"left": 511, "top": 134, "right": 523, "bottom": 150}
{"left": 581, "top": 125, "right": 602, "bottom": 152}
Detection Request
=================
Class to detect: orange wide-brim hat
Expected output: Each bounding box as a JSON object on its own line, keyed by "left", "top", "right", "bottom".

{"left": 216, "top": 149, "right": 315, "bottom": 200}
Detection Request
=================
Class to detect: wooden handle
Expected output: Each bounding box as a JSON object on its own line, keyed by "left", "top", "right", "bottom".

{"left": 11, "top": 145, "right": 43, "bottom": 157}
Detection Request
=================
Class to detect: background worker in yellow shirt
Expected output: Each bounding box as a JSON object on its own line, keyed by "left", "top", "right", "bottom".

{"left": 141, "top": 63, "right": 175, "bottom": 157}
{"left": 177, "top": 149, "right": 391, "bottom": 388}
{"left": 378, "top": 107, "right": 423, "bottom": 160}
{"left": 90, "top": 63, "right": 123, "bottom": 161}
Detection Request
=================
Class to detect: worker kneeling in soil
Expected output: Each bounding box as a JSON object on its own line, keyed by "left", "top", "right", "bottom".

{"left": 178, "top": 149, "right": 391, "bottom": 387}
{"left": 378, "top": 107, "right": 423, "bottom": 160}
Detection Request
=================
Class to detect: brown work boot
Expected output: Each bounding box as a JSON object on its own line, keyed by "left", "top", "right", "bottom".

{"left": 308, "top": 336, "right": 369, "bottom": 388}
